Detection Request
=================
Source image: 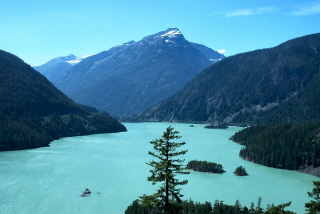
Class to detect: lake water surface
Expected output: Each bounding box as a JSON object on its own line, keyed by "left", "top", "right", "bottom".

{"left": 0, "top": 122, "right": 319, "bottom": 213}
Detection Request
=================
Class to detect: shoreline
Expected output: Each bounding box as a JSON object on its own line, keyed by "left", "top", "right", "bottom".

{"left": 241, "top": 157, "right": 320, "bottom": 178}
{"left": 295, "top": 166, "right": 320, "bottom": 178}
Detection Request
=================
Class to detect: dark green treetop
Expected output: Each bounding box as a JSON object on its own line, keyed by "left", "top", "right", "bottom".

{"left": 305, "top": 181, "right": 320, "bottom": 214}
{"left": 139, "top": 126, "right": 190, "bottom": 213}
{"left": 264, "top": 202, "right": 296, "bottom": 214}
{"left": 234, "top": 166, "right": 248, "bottom": 176}
{"left": 187, "top": 160, "right": 225, "bottom": 173}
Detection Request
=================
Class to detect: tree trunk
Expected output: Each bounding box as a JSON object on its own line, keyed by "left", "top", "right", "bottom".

{"left": 165, "top": 140, "right": 170, "bottom": 213}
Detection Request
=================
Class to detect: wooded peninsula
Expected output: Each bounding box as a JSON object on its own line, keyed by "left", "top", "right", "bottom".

{"left": 230, "top": 122, "right": 320, "bottom": 175}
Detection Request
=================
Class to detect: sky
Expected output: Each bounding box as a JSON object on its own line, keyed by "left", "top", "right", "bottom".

{"left": 1, "top": 0, "right": 320, "bottom": 66}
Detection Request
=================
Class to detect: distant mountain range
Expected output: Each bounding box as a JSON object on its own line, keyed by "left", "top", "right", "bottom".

{"left": 36, "top": 28, "right": 225, "bottom": 117}
{"left": 34, "top": 54, "right": 91, "bottom": 82}
{"left": 131, "top": 33, "right": 320, "bottom": 125}
{"left": 190, "top": 42, "right": 225, "bottom": 63}
{"left": 0, "top": 50, "right": 126, "bottom": 151}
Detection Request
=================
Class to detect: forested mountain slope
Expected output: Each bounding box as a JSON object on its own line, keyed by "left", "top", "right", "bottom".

{"left": 54, "top": 28, "right": 224, "bottom": 117}
{"left": 133, "top": 33, "right": 320, "bottom": 125}
{"left": 0, "top": 50, "right": 126, "bottom": 151}
{"left": 231, "top": 122, "right": 320, "bottom": 172}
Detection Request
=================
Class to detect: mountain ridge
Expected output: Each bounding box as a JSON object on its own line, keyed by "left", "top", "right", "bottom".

{"left": 129, "top": 33, "right": 320, "bottom": 125}
{"left": 34, "top": 54, "right": 91, "bottom": 82}
{"left": 53, "top": 28, "right": 225, "bottom": 116}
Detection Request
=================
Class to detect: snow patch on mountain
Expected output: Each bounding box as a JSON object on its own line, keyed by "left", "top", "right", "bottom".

{"left": 115, "top": 40, "right": 136, "bottom": 48}
{"left": 160, "top": 29, "right": 182, "bottom": 38}
{"left": 217, "top": 49, "right": 226, "bottom": 54}
{"left": 67, "top": 55, "right": 93, "bottom": 65}
{"left": 165, "top": 39, "right": 176, "bottom": 43}
{"left": 142, "top": 28, "right": 183, "bottom": 41}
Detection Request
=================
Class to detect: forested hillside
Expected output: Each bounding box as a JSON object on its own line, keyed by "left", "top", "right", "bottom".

{"left": 230, "top": 121, "right": 320, "bottom": 171}
{"left": 131, "top": 33, "right": 320, "bottom": 125}
{"left": 0, "top": 50, "right": 126, "bottom": 151}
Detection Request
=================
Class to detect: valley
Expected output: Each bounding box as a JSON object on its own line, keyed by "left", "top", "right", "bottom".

{"left": 0, "top": 27, "right": 320, "bottom": 214}
{"left": 2, "top": 0, "right": 320, "bottom": 213}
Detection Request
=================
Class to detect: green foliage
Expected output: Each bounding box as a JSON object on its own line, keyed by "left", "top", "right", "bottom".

{"left": 126, "top": 180, "right": 319, "bottom": 214}
{"left": 305, "top": 181, "right": 320, "bottom": 214}
{"left": 126, "top": 198, "right": 273, "bottom": 214}
{"left": 187, "top": 160, "right": 225, "bottom": 173}
{"left": 264, "top": 202, "right": 296, "bottom": 214}
{"left": 125, "top": 199, "right": 157, "bottom": 214}
{"left": 234, "top": 166, "right": 248, "bottom": 176}
{"left": 0, "top": 50, "right": 126, "bottom": 151}
{"left": 204, "top": 123, "right": 228, "bottom": 129}
{"left": 231, "top": 122, "right": 320, "bottom": 170}
{"left": 139, "top": 126, "right": 190, "bottom": 213}
{"left": 133, "top": 33, "right": 320, "bottom": 124}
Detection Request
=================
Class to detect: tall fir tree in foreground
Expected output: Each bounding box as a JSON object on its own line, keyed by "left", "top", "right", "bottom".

{"left": 139, "top": 126, "right": 190, "bottom": 213}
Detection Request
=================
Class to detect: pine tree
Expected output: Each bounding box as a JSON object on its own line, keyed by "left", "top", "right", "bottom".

{"left": 139, "top": 126, "right": 190, "bottom": 213}
{"left": 263, "top": 202, "right": 296, "bottom": 214}
{"left": 305, "top": 181, "right": 320, "bottom": 214}
{"left": 234, "top": 166, "right": 248, "bottom": 176}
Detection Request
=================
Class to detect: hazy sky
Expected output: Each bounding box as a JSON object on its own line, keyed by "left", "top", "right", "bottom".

{"left": 1, "top": 0, "right": 320, "bottom": 66}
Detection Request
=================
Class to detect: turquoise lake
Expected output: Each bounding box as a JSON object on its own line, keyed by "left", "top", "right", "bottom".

{"left": 0, "top": 122, "right": 319, "bottom": 213}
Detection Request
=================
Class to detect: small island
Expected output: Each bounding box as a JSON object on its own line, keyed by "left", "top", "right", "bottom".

{"left": 234, "top": 166, "right": 248, "bottom": 176}
{"left": 187, "top": 160, "right": 225, "bottom": 173}
{"left": 204, "top": 123, "right": 228, "bottom": 129}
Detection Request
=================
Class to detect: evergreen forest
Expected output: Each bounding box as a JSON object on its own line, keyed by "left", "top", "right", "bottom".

{"left": 126, "top": 174, "right": 320, "bottom": 214}
{"left": 234, "top": 166, "right": 248, "bottom": 176}
{"left": 187, "top": 160, "right": 225, "bottom": 173}
{"left": 230, "top": 121, "right": 320, "bottom": 170}
{"left": 125, "top": 198, "right": 297, "bottom": 214}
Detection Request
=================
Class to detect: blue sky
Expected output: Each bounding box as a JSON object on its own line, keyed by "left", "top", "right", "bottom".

{"left": 1, "top": 0, "right": 320, "bottom": 66}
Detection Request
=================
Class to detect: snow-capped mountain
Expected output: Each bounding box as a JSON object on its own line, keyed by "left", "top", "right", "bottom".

{"left": 65, "top": 55, "right": 92, "bottom": 65}
{"left": 34, "top": 54, "right": 91, "bottom": 82}
{"left": 134, "top": 33, "right": 320, "bottom": 125}
{"left": 142, "top": 28, "right": 182, "bottom": 40}
{"left": 54, "top": 28, "right": 224, "bottom": 117}
{"left": 142, "top": 28, "right": 224, "bottom": 62}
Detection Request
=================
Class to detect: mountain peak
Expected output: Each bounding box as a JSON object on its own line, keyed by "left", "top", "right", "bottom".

{"left": 159, "top": 28, "right": 182, "bottom": 38}
{"left": 142, "top": 28, "right": 183, "bottom": 40}
{"left": 56, "top": 54, "right": 77, "bottom": 61}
